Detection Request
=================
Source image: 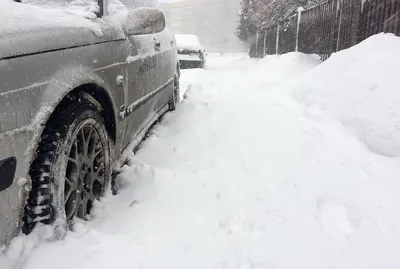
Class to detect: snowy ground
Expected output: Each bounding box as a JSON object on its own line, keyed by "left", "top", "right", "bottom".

{"left": 2, "top": 34, "right": 400, "bottom": 269}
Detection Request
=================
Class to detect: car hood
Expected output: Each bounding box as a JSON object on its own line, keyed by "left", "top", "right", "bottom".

{"left": 175, "top": 34, "right": 205, "bottom": 53}
{"left": 0, "top": 2, "right": 125, "bottom": 59}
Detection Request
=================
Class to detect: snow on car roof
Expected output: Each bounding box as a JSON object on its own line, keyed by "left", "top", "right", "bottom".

{"left": 0, "top": 0, "right": 103, "bottom": 36}
{"left": 175, "top": 34, "right": 204, "bottom": 52}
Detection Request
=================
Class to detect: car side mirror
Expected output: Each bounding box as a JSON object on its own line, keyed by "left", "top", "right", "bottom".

{"left": 123, "top": 7, "right": 166, "bottom": 35}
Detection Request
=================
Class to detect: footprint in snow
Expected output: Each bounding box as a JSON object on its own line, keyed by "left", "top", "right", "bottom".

{"left": 316, "top": 194, "right": 362, "bottom": 239}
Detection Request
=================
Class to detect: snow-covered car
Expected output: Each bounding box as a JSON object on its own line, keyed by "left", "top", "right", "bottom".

{"left": 175, "top": 34, "right": 206, "bottom": 69}
{"left": 0, "top": 0, "right": 180, "bottom": 245}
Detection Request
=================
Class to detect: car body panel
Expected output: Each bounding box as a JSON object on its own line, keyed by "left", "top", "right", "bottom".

{"left": 123, "top": 34, "right": 161, "bottom": 148}
{"left": 122, "top": 29, "right": 176, "bottom": 147}
{"left": 0, "top": 2, "right": 177, "bottom": 246}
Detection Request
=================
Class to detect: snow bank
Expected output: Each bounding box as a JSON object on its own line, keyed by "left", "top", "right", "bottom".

{"left": 204, "top": 52, "right": 319, "bottom": 82}
{"left": 175, "top": 34, "right": 205, "bottom": 52}
{"left": 254, "top": 52, "right": 320, "bottom": 83}
{"left": 291, "top": 34, "right": 400, "bottom": 157}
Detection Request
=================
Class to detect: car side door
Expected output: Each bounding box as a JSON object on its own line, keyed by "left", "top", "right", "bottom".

{"left": 122, "top": 34, "right": 157, "bottom": 144}
{"left": 153, "top": 29, "right": 177, "bottom": 105}
{"left": 120, "top": 5, "right": 168, "bottom": 148}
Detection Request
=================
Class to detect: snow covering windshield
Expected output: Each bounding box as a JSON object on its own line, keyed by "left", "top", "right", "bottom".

{"left": 175, "top": 34, "right": 205, "bottom": 52}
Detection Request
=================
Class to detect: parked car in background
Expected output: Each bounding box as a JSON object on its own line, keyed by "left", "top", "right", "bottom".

{"left": 175, "top": 34, "right": 206, "bottom": 69}
{"left": 0, "top": 0, "right": 180, "bottom": 246}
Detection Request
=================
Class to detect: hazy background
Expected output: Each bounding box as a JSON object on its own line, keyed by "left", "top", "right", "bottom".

{"left": 158, "top": 0, "right": 243, "bottom": 52}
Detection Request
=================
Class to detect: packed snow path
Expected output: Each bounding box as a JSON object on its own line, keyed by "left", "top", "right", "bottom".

{"left": 2, "top": 35, "right": 400, "bottom": 269}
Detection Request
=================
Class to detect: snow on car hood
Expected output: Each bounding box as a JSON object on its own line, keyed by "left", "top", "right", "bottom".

{"left": 175, "top": 34, "right": 205, "bottom": 52}
{"left": 0, "top": 0, "right": 125, "bottom": 59}
{"left": 0, "top": 0, "right": 102, "bottom": 36}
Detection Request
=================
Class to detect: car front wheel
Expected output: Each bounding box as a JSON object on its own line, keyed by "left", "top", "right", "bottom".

{"left": 23, "top": 97, "right": 111, "bottom": 234}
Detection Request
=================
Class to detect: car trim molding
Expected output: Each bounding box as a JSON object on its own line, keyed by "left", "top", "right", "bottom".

{"left": 0, "top": 39, "right": 126, "bottom": 61}
{"left": 120, "top": 77, "right": 174, "bottom": 119}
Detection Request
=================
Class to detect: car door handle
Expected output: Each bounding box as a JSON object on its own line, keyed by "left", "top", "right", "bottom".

{"left": 154, "top": 38, "right": 161, "bottom": 51}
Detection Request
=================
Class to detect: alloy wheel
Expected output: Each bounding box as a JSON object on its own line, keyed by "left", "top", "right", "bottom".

{"left": 64, "top": 123, "right": 106, "bottom": 223}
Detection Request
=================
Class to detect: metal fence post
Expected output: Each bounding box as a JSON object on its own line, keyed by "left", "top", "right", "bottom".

{"left": 328, "top": 0, "right": 339, "bottom": 56}
{"left": 276, "top": 23, "right": 280, "bottom": 54}
{"left": 255, "top": 30, "right": 259, "bottom": 57}
{"left": 336, "top": 0, "right": 343, "bottom": 52}
{"left": 295, "top": 8, "right": 304, "bottom": 51}
{"left": 263, "top": 31, "right": 267, "bottom": 57}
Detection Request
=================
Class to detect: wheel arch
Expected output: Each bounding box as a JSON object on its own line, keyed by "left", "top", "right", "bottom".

{"left": 35, "top": 81, "right": 118, "bottom": 149}
{"left": 31, "top": 65, "right": 123, "bottom": 154}
{"left": 65, "top": 84, "right": 117, "bottom": 143}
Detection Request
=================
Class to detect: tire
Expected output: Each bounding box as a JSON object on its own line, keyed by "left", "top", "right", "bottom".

{"left": 23, "top": 97, "right": 111, "bottom": 234}
{"left": 169, "top": 73, "right": 180, "bottom": 111}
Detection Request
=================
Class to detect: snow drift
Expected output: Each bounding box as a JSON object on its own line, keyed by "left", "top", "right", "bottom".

{"left": 291, "top": 33, "right": 400, "bottom": 157}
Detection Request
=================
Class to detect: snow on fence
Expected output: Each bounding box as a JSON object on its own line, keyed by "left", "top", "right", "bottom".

{"left": 251, "top": 0, "right": 400, "bottom": 60}
{"left": 278, "top": 13, "right": 298, "bottom": 54}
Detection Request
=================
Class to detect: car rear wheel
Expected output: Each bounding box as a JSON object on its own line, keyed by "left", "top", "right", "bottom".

{"left": 23, "top": 97, "right": 111, "bottom": 234}
{"left": 169, "top": 74, "right": 180, "bottom": 111}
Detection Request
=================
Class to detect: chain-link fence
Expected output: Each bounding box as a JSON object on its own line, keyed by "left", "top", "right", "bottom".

{"left": 251, "top": 0, "right": 400, "bottom": 60}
